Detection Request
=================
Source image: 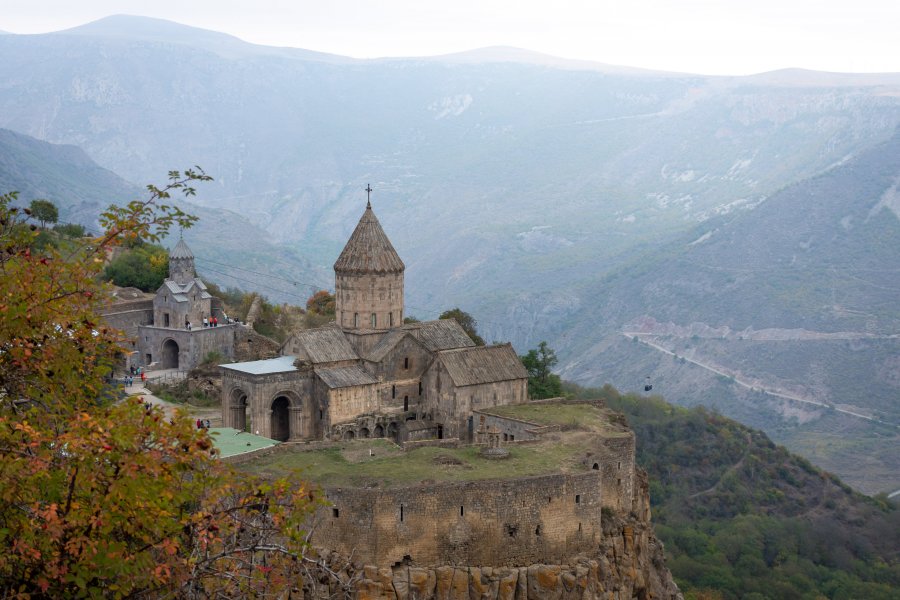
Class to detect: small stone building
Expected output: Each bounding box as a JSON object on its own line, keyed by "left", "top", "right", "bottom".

{"left": 221, "top": 201, "right": 529, "bottom": 443}
{"left": 137, "top": 238, "right": 235, "bottom": 370}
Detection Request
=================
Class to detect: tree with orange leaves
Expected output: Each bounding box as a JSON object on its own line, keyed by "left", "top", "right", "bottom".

{"left": 0, "top": 172, "right": 321, "bottom": 598}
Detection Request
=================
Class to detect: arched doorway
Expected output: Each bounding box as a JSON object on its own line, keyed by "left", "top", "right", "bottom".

{"left": 271, "top": 396, "right": 291, "bottom": 442}
{"left": 343, "top": 430, "right": 355, "bottom": 441}
{"left": 374, "top": 424, "right": 384, "bottom": 438}
{"left": 387, "top": 422, "right": 399, "bottom": 442}
{"left": 161, "top": 339, "right": 179, "bottom": 369}
{"left": 359, "top": 427, "right": 370, "bottom": 438}
{"left": 230, "top": 388, "right": 248, "bottom": 432}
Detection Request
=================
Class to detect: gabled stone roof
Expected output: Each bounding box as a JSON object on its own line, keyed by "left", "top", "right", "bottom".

{"left": 402, "top": 319, "right": 476, "bottom": 352}
{"left": 333, "top": 204, "right": 404, "bottom": 274}
{"left": 364, "top": 330, "right": 410, "bottom": 362}
{"left": 438, "top": 344, "right": 528, "bottom": 387}
{"left": 159, "top": 278, "right": 212, "bottom": 302}
{"left": 170, "top": 238, "right": 194, "bottom": 259}
{"left": 282, "top": 325, "right": 359, "bottom": 364}
{"left": 315, "top": 364, "right": 379, "bottom": 389}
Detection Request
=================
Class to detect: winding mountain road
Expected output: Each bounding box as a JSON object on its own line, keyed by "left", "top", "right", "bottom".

{"left": 622, "top": 332, "right": 898, "bottom": 429}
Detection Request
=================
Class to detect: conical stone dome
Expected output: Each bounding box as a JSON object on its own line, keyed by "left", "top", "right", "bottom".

{"left": 333, "top": 202, "right": 404, "bottom": 330}
{"left": 169, "top": 238, "right": 196, "bottom": 285}
{"left": 170, "top": 238, "right": 194, "bottom": 259}
{"left": 334, "top": 204, "right": 405, "bottom": 275}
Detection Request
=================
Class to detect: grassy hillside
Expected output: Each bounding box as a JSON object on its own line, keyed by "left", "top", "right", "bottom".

{"left": 569, "top": 384, "right": 899, "bottom": 599}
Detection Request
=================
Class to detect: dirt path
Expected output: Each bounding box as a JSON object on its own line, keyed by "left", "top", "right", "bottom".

{"left": 122, "top": 370, "right": 221, "bottom": 424}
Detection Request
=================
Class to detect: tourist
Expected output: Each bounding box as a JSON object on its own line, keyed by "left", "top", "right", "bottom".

{"left": 203, "top": 317, "right": 208, "bottom": 327}
{"left": 196, "top": 419, "right": 202, "bottom": 429}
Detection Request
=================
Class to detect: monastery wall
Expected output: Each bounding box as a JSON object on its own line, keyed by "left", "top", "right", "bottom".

{"left": 99, "top": 299, "right": 153, "bottom": 339}
{"left": 313, "top": 472, "right": 603, "bottom": 568}
{"left": 588, "top": 435, "right": 636, "bottom": 512}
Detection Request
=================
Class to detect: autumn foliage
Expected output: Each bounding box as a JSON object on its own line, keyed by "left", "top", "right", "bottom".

{"left": 0, "top": 173, "right": 319, "bottom": 598}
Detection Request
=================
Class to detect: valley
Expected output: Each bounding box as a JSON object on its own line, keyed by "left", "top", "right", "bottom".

{"left": 1, "top": 15, "right": 898, "bottom": 497}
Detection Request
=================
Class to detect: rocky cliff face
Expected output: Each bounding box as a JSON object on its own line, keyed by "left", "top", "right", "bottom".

{"left": 304, "top": 470, "right": 682, "bottom": 600}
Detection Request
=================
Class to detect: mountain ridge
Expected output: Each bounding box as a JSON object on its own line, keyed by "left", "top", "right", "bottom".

{"left": 2, "top": 15, "right": 899, "bottom": 495}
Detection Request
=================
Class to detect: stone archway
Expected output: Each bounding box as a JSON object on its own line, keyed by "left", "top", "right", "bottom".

{"left": 343, "top": 430, "right": 356, "bottom": 441}
{"left": 359, "top": 427, "right": 370, "bottom": 438}
{"left": 374, "top": 424, "right": 384, "bottom": 438}
{"left": 229, "top": 388, "right": 249, "bottom": 432}
{"left": 387, "top": 422, "right": 399, "bottom": 442}
{"left": 161, "top": 339, "right": 179, "bottom": 369}
{"left": 271, "top": 396, "right": 291, "bottom": 442}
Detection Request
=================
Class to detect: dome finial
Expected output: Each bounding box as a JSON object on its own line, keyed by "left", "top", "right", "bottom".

{"left": 365, "top": 183, "right": 373, "bottom": 209}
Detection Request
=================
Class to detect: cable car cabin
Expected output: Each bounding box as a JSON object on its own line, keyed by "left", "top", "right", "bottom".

{"left": 644, "top": 384, "right": 653, "bottom": 392}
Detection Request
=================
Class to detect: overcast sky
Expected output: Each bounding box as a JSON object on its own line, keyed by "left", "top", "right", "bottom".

{"left": 2, "top": 0, "right": 899, "bottom": 75}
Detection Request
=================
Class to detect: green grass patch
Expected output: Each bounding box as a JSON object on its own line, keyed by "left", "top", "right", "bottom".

{"left": 483, "top": 402, "right": 629, "bottom": 436}
{"left": 240, "top": 437, "right": 587, "bottom": 488}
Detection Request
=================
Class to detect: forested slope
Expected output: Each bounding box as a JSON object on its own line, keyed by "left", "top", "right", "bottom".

{"left": 570, "top": 384, "right": 900, "bottom": 599}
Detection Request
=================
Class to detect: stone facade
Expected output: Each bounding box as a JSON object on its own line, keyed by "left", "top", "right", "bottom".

{"left": 138, "top": 323, "right": 236, "bottom": 371}
{"left": 314, "top": 473, "right": 602, "bottom": 568}
{"left": 220, "top": 203, "right": 529, "bottom": 444}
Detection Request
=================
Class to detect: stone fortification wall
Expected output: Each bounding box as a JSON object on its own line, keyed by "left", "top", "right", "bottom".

{"left": 475, "top": 403, "right": 636, "bottom": 512}
{"left": 313, "top": 472, "right": 602, "bottom": 569}
{"left": 233, "top": 326, "right": 280, "bottom": 361}
{"left": 587, "top": 435, "right": 636, "bottom": 512}
{"left": 307, "top": 504, "right": 681, "bottom": 600}
{"left": 100, "top": 299, "right": 153, "bottom": 339}
{"left": 474, "top": 412, "right": 551, "bottom": 442}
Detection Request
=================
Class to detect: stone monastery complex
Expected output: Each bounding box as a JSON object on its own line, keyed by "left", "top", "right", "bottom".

{"left": 102, "top": 196, "right": 684, "bottom": 600}
{"left": 219, "top": 200, "right": 529, "bottom": 444}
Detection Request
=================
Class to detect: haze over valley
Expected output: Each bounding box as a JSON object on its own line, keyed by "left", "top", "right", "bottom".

{"left": 2, "top": 15, "right": 899, "bottom": 496}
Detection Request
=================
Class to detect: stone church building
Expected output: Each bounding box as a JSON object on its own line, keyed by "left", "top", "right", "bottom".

{"left": 135, "top": 238, "right": 235, "bottom": 370}
{"left": 220, "top": 201, "right": 528, "bottom": 443}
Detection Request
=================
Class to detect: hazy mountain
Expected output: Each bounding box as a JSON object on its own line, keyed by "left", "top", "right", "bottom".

{"left": 0, "top": 127, "right": 136, "bottom": 225}
{"left": 58, "top": 14, "right": 354, "bottom": 63}
{"left": 0, "top": 127, "right": 327, "bottom": 295}
{"left": 1, "top": 15, "right": 899, "bottom": 493}
{"left": 558, "top": 130, "right": 900, "bottom": 495}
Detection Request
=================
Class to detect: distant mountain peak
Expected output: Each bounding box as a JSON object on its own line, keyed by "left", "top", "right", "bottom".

{"left": 408, "top": 45, "right": 684, "bottom": 77}
{"left": 53, "top": 14, "right": 355, "bottom": 63}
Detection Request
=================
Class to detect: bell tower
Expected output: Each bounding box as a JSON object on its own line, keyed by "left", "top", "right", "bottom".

{"left": 169, "top": 237, "right": 196, "bottom": 285}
